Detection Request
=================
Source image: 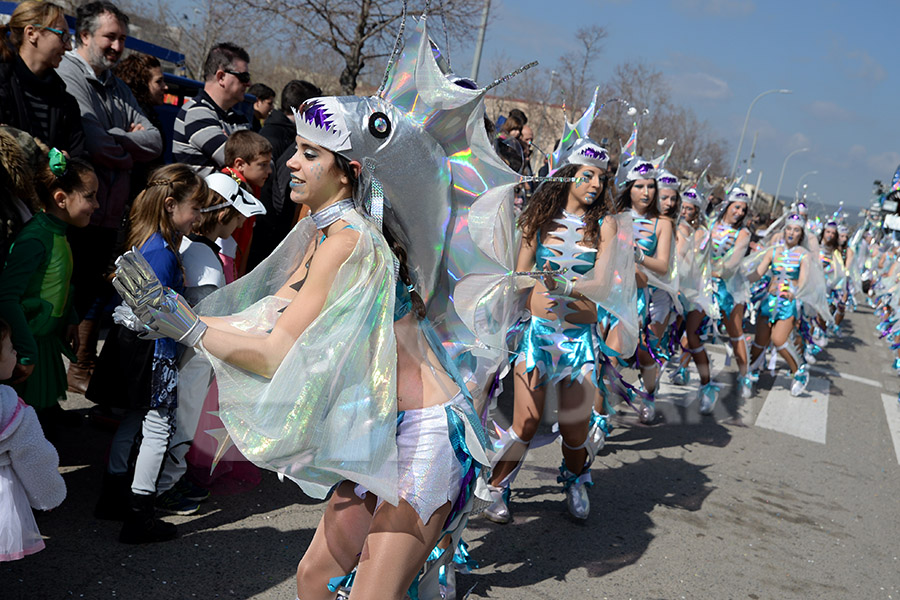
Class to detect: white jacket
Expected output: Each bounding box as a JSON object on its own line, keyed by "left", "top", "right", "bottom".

{"left": 0, "top": 386, "right": 66, "bottom": 510}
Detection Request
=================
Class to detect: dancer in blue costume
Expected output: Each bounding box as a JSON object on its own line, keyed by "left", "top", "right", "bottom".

{"left": 481, "top": 106, "right": 638, "bottom": 522}
{"left": 615, "top": 156, "right": 676, "bottom": 422}
{"left": 669, "top": 177, "right": 721, "bottom": 413}
{"left": 484, "top": 141, "right": 614, "bottom": 523}
{"left": 747, "top": 214, "right": 815, "bottom": 396}
{"left": 110, "top": 12, "right": 537, "bottom": 597}
{"left": 705, "top": 186, "right": 753, "bottom": 398}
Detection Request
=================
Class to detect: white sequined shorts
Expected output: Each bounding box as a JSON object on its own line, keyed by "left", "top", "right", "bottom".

{"left": 355, "top": 394, "right": 467, "bottom": 525}
{"left": 649, "top": 286, "right": 674, "bottom": 324}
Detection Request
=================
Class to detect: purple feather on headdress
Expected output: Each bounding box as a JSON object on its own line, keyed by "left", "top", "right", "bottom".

{"left": 302, "top": 100, "right": 336, "bottom": 132}
{"left": 581, "top": 147, "right": 608, "bottom": 161}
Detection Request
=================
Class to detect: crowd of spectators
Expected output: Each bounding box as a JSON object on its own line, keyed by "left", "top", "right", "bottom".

{"left": 0, "top": 0, "right": 322, "bottom": 553}
{"left": 0, "top": 0, "right": 775, "bottom": 558}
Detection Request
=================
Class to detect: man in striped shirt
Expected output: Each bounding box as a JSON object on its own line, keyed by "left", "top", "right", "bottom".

{"left": 172, "top": 43, "right": 251, "bottom": 176}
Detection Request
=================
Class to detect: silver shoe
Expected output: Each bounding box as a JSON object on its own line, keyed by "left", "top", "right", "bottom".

{"left": 639, "top": 399, "right": 656, "bottom": 423}
{"left": 698, "top": 382, "right": 720, "bottom": 415}
{"left": 559, "top": 467, "right": 591, "bottom": 520}
{"left": 483, "top": 485, "right": 511, "bottom": 524}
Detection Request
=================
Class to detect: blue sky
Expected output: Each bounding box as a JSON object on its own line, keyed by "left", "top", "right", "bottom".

{"left": 450, "top": 0, "right": 897, "bottom": 210}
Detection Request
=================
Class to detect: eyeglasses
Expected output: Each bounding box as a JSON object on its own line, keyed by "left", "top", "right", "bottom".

{"left": 224, "top": 69, "right": 251, "bottom": 84}
{"left": 31, "top": 24, "right": 71, "bottom": 46}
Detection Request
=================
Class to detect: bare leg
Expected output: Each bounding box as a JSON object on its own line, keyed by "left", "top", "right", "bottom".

{"left": 349, "top": 501, "right": 453, "bottom": 600}
{"left": 557, "top": 378, "right": 593, "bottom": 471}
{"left": 296, "top": 481, "right": 377, "bottom": 600}
{"left": 771, "top": 318, "right": 799, "bottom": 373}
{"left": 685, "top": 310, "right": 710, "bottom": 385}
{"left": 750, "top": 320, "right": 773, "bottom": 367}
{"left": 489, "top": 361, "right": 545, "bottom": 486}
{"left": 637, "top": 348, "right": 658, "bottom": 394}
{"left": 724, "top": 304, "right": 748, "bottom": 376}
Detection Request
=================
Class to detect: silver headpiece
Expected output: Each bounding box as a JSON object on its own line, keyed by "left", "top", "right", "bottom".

{"left": 656, "top": 168, "right": 680, "bottom": 191}
{"left": 616, "top": 156, "right": 657, "bottom": 192}
{"left": 563, "top": 138, "right": 609, "bottom": 170}
{"left": 548, "top": 87, "right": 610, "bottom": 173}
{"left": 785, "top": 213, "right": 807, "bottom": 229}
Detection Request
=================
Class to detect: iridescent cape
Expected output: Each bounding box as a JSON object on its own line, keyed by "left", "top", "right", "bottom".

{"left": 639, "top": 217, "right": 682, "bottom": 314}
{"left": 706, "top": 221, "right": 752, "bottom": 307}
{"left": 678, "top": 223, "right": 714, "bottom": 314}
{"left": 743, "top": 239, "right": 833, "bottom": 325}
{"left": 195, "top": 211, "right": 401, "bottom": 503}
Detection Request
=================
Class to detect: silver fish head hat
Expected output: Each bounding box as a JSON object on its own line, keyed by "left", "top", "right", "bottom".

{"left": 288, "top": 13, "right": 524, "bottom": 308}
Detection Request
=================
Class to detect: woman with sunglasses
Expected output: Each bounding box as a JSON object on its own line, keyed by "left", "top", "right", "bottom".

{"left": 0, "top": 1, "right": 84, "bottom": 157}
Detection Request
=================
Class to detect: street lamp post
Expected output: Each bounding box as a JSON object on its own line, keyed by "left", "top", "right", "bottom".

{"left": 795, "top": 170, "right": 818, "bottom": 201}
{"left": 730, "top": 89, "right": 793, "bottom": 179}
{"left": 470, "top": 0, "right": 492, "bottom": 82}
{"left": 772, "top": 147, "right": 809, "bottom": 214}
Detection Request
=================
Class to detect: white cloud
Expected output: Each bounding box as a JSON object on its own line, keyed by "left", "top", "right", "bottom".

{"left": 808, "top": 100, "right": 854, "bottom": 121}
{"left": 786, "top": 132, "right": 811, "bottom": 150}
{"left": 847, "top": 49, "right": 887, "bottom": 83}
{"left": 671, "top": 0, "right": 755, "bottom": 17}
{"left": 848, "top": 144, "right": 866, "bottom": 160}
{"left": 668, "top": 72, "right": 731, "bottom": 100}
{"left": 868, "top": 151, "right": 900, "bottom": 176}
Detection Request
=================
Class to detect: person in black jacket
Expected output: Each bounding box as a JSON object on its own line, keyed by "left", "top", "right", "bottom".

{"left": 0, "top": 1, "right": 85, "bottom": 158}
{"left": 247, "top": 79, "right": 321, "bottom": 271}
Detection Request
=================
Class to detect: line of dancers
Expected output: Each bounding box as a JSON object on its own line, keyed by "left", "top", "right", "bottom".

{"left": 109, "top": 11, "right": 874, "bottom": 599}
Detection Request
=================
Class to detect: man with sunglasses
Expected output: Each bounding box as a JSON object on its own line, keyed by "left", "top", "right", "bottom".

{"left": 172, "top": 43, "right": 252, "bottom": 177}
{"left": 56, "top": 1, "right": 164, "bottom": 393}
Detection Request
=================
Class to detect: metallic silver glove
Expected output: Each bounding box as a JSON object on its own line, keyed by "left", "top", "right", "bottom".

{"left": 634, "top": 247, "right": 645, "bottom": 264}
{"left": 112, "top": 303, "right": 163, "bottom": 339}
{"left": 114, "top": 249, "right": 207, "bottom": 347}
{"left": 135, "top": 288, "right": 208, "bottom": 347}
{"left": 112, "top": 248, "right": 165, "bottom": 310}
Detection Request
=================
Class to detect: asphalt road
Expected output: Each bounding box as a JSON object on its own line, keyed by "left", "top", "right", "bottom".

{"left": 3, "top": 307, "right": 900, "bottom": 600}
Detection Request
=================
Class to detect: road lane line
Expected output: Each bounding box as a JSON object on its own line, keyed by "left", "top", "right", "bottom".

{"left": 809, "top": 365, "right": 882, "bottom": 389}
{"left": 881, "top": 393, "right": 900, "bottom": 465}
{"left": 754, "top": 374, "right": 829, "bottom": 444}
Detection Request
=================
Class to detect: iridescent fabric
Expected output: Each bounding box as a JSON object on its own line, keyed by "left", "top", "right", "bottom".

{"left": 515, "top": 316, "right": 599, "bottom": 385}
{"left": 744, "top": 240, "right": 832, "bottom": 325}
{"left": 819, "top": 247, "right": 847, "bottom": 292}
{"left": 712, "top": 277, "right": 735, "bottom": 319}
{"left": 195, "top": 211, "right": 402, "bottom": 503}
{"left": 574, "top": 213, "right": 640, "bottom": 356}
{"left": 677, "top": 224, "right": 714, "bottom": 314}
{"left": 706, "top": 221, "right": 750, "bottom": 308}
{"left": 632, "top": 211, "right": 681, "bottom": 314}
{"left": 759, "top": 293, "right": 799, "bottom": 323}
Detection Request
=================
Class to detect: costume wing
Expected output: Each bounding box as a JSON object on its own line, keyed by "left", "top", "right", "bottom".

{"left": 196, "top": 213, "right": 401, "bottom": 503}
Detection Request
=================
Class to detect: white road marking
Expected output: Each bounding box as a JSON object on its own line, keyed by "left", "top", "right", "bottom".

{"left": 754, "top": 374, "right": 829, "bottom": 444}
{"left": 880, "top": 393, "right": 900, "bottom": 466}
{"left": 809, "top": 364, "right": 882, "bottom": 389}
{"left": 654, "top": 361, "right": 725, "bottom": 424}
